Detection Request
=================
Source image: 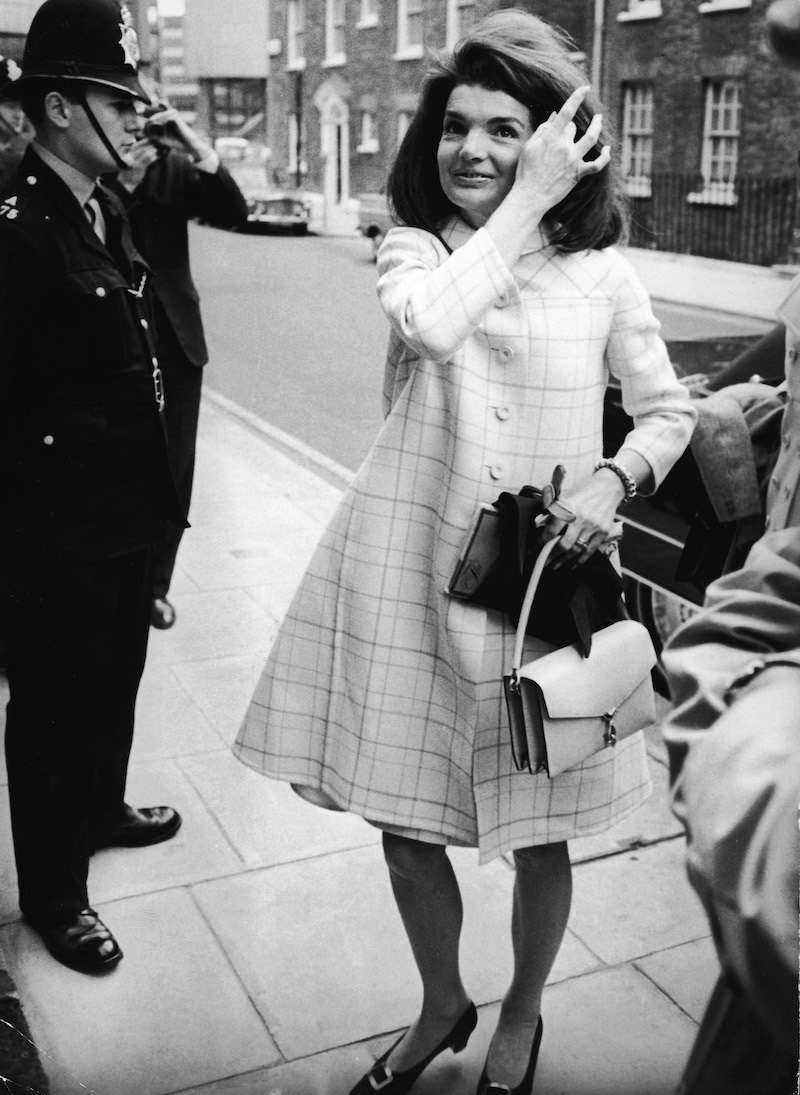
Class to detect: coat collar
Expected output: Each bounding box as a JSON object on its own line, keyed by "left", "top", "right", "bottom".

{"left": 439, "top": 213, "right": 550, "bottom": 256}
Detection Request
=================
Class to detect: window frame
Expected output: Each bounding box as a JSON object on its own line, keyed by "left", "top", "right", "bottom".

{"left": 688, "top": 78, "right": 742, "bottom": 206}
{"left": 324, "top": 0, "right": 347, "bottom": 66}
{"left": 357, "top": 0, "right": 379, "bottom": 28}
{"left": 445, "top": 0, "right": 477, "bottom": 47}
{"left": 394, "top": 0, "right": 424, "bottom": 60}
{"left": 357, "top": 110, "right": 379, "bottom": 153}
{"left": 287, "top": 0, "right": 306, "bottom": 71}
{"left": 621, "top": 82, "right": 654, "bottom": 198}
{"left": 617, "top": 0, "right": 663, "bottom": 22}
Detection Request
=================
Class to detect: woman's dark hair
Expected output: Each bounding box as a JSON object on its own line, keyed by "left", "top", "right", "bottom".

{"left": 388, "top": 8, "right": 628, "bottom": 252}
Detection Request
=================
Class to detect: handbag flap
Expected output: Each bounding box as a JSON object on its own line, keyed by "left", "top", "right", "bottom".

{"left": 517, "top": 620, "right": 657, "bottom": 719}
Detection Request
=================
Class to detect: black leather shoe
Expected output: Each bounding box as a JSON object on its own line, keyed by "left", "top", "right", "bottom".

{"left": 151, "top": 596, "right": 176, "bottom": 629}
{"left": 93, "top": 804, "right": 182, "bottom": 850}
{"left": 349, "top": 1002, "right": 477, "bottom": 1095}
{"left": 33, "top": 908, "right": 123, "bottom": 973}
{"left": 476, "top": 1016, "right": 543, "bottom": 1095}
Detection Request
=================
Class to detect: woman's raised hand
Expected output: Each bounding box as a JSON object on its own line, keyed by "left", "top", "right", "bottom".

{"left": 513, "top": 85, "right": 611, "bottom": 216}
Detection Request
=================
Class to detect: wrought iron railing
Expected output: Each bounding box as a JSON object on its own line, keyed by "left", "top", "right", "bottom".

{"left": 626, "top": 173, "right": 799, "bottom": 267}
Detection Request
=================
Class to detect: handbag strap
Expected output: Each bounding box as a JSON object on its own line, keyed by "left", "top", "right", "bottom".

{"left": 510, "top": 535, "right": 562, "bottom": 678}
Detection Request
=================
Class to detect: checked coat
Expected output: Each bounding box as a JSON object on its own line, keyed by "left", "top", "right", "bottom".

{"left": 234, "top": 216, "right": 697, "bottom": 862}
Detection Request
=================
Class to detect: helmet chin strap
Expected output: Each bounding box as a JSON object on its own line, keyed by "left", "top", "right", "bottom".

{"left": 77, "top": 86, "right": 130, "bottom": 171}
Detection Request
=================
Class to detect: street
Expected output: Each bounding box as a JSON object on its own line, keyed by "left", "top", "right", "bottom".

{"left": 191, "top": 225, "right": 773, "bottom": 475}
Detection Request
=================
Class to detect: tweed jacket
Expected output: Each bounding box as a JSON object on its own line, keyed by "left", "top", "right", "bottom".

{"left": 661, "top": 529, "right": 800, "bottom": 1054}
{"left": 235, "top": 217, "right": 696, "bottom": 861}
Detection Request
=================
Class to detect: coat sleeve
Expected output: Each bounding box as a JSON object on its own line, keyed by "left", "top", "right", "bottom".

{"left": 604, "top": 255, "right": 696, "bottom": 492}
{"left": 182, "top": 159, "right": 248, "bottom": 230}
{"left": 661, "top": 528, "right": 800, "bottom": 1052}
{"left": 376, "top": 224, "right": 517, "bottom": 364}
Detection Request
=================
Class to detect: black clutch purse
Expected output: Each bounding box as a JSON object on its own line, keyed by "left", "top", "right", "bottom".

{"left": 448, "top": 469, "right": 625, "bottom": 655}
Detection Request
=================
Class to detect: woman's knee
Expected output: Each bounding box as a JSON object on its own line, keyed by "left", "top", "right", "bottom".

{"left": 382, "top": 832, "right": 450, "bottom": 881}
{"left": 513, "top": 840, "right": 570, "bottom": 873}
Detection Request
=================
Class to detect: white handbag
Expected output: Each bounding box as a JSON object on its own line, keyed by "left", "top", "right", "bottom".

{"left": 503, "top": 537, "right": 658, "bottom": 778}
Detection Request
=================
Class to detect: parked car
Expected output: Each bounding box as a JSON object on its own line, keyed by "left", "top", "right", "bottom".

{"left": 603, "top": 333, "right": 778, "bottom": 690}
{"left": 213, "top": 137, "right": 311, "bottom": 235}
{"left": 245, "top": 192, "right": 311, "bottom": 235}
{"left": 358, "top": 192, "right": 393, "bottom": 258}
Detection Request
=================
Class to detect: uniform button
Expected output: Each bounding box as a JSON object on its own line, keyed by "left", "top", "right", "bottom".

{"left": 152, "top": 356, "right": 159, "bottom": 367}
{"left": 26, "top": 175, "right": 37, "bottom": 185}
{"left": 489, "top": 463, "right": 505, "bottom": 480}
{"left": 497, "top": 346, "right": 514, "bottom": 363}
{"left": 496, "top": 292, "right": 509, "bottom": 308}
{"left": 43, "top": 435, "right": 54, "bottom": 445}
{"left": 95, "top": 286, "right": 106, "bottom": 297}
{"left": 141, "top": 318, "right": 149, "bottom": 329}
{"left": 495, "top": 404, "right": 512, "bottom": 420}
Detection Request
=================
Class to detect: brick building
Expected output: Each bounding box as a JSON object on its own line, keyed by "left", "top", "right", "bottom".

{"left": 264, "top": 0, "right": 587, "bottom": 229}
{"left": 604, "top": 0, "right": 800, "bottom": 262}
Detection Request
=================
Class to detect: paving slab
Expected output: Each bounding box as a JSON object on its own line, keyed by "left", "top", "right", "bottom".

{"left": 88, "top": 758, "right": 243, "bottom": 905}
{"left": 635, "top": 936, "right": 720, "bottom": 1023}
{"left": 179, "top": 749, "right": 381, "bottom": 868}
{"left": 0, "top": 889, "right": 280, "bottom": 1095}
{"left": 133, "top": 662, "right": 224, "bottom": 758}
{"left": 193, "top": 843, "right": 602, "bottom": 1062}
{"left": 145, "top": 585, "right": 276, "bottom": 667}
{"left": 170, "top": 652, "right": 269, "bottom": 743}
{"left": 569, "top": 839, "right": 711, "bottom": 965}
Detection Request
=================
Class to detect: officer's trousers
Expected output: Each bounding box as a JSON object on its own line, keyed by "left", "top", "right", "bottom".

{"left": 4, "top": 545, "right": 152, "bottom": 926}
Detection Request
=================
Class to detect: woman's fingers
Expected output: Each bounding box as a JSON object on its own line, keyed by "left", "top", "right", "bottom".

{"left": 553, "top": 84, "right": 591, "bottom": 128}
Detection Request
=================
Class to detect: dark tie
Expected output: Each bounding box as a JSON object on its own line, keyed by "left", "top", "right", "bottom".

{"left": 91, "top": 184, "right": 133, "bottom": 276}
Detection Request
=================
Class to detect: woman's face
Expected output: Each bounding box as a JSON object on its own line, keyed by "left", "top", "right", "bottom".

{"left": 437, "top": 83, "right": 535, "bottom": 228}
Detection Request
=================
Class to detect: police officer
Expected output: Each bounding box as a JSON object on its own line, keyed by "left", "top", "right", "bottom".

{"left": 0, "top": 0, "right": 184, "bottom": 972}
{"left": 0, "top": 54, "right": 35, "bottom": 191}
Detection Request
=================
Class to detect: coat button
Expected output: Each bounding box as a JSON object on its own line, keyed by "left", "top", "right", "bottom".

{"left": 43, "top": 435, "right": 54, "bottom": 445}
{"left": 141, "top": 318, "right": 149, "bottom": 329}
{"left": 152, "top": 356, "right": 159, "bottom": 367}
{"left": 497, "top": 346, "right": 514, "bottom": 363}
{"left": 495, "top": 404, "right": 512, "bottom": 420}
{"left": 489, "top": 463, "right": 505, "bottom": 480}
{"left": 95, "top": 286, "right": 106, "bottom": 297}
{"left": 496, "top": 292, "right": 509, "bottom": 308}
{"left": 26, "top": 175, "right": 37, "bottom": 185}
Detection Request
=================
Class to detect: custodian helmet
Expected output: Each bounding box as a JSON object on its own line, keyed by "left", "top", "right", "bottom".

{"left": 18, "top": 0, "right": 147, "bottom": 100}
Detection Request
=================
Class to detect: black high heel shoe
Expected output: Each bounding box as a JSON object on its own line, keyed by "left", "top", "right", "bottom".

{"left": 475, "top": 1015, "right": 543, "bottom": 1095}
{"left": 348, "top": 1001, "right": 478, "bottom": 1095}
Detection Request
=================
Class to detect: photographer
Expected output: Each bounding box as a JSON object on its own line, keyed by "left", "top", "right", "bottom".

{"left": 113, "top": 97, "right": 247, "bottom": 628}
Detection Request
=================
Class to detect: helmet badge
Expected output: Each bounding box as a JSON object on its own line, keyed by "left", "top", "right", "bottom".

{"left": 118, "top": 4, "right": 140, "bottom": 69}
{"left": 3, "top": 58, "right": 21, "bottom": 82}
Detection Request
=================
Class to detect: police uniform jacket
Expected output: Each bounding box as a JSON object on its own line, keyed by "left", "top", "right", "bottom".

{"left": 115, "top": 150, "right": 247, "bottom": 367}
{"left": 0, "top": 147, "right": 184, "bottom": 559}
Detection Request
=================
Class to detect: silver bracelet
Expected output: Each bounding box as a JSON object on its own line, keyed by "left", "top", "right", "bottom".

{"left": 594, "top": 457, "right": 637, "bottom": 503}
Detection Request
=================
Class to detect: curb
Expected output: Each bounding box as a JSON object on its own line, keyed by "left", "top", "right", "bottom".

{"left": 0, "top": 968, "right": 50, "bottom": 1093}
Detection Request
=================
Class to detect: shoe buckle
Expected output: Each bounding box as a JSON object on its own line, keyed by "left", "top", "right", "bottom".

{"left": 368, "top": 1063, "right": 394, "bottom": 1091}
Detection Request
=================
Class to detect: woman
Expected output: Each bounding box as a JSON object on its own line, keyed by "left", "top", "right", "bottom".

{"left": 235, "top": 11, "right": 696, "bottom": 1095}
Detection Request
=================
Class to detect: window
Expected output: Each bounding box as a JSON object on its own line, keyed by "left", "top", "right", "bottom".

{"left": 287, "top": 0, "right": 305, "bottom": 70}
{"left": 621, "top": 83, "right": 654, "bottom": 197}
{"left": 446, "top": 0, "right": 477, "bottom": 46}
{"left": 689, "top": 79, "right": 742, "bottom": 205}
{"left": 395, "top": 0, "right": 423, "bottom": 59}
{"left": 699, "top": 0, "right": 751, "bottom": 12}
{"left": 325, "top": 0, "right": 346, "bottom": 64}
{"left": 358, "top": 111, "right": 379, "bottom": 153}
{"left": 358, "top": 0, "right": 379, "bottom": 27}
{"left": 617, "top": 0, "right": 662, "bottom": 21}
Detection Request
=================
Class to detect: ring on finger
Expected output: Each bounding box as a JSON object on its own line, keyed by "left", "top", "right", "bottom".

{"left": 574, "top": 537, "right": 589, "bottom": 549}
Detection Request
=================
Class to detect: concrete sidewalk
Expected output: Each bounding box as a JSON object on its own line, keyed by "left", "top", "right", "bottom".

{"left": 0, "top": 394, "right": 719, "bottom": 1095}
